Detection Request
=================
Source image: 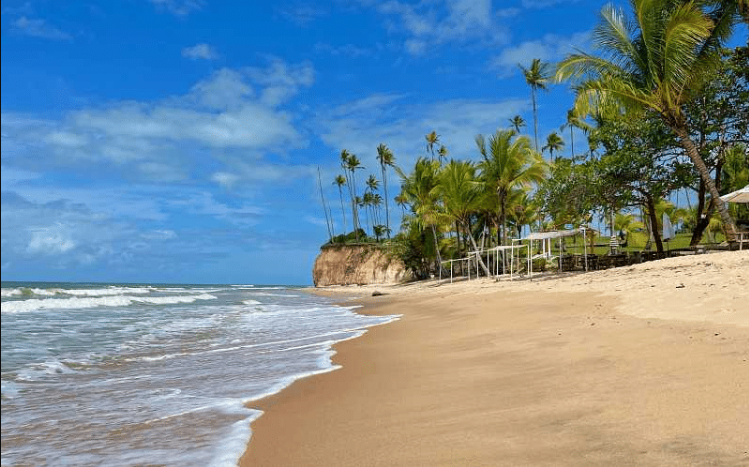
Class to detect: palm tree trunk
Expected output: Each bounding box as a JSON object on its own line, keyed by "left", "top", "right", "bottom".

{"left": 464, "top": 222, "right": 491, "bottom": 277}
{"left": 382, "top": 167, "right": 390, "bottom": 239}
{"left": 532, "top": 87, "right": 539, "bottom": 153}
{"left": 646, "top": 194, "right": 664, "bottom": 255}
{"left": 430, "top": 224, "right": 446, "bottom": 278}
{"left": 569, "top": 126, "right": 574, "bottom": 157}
{"left": 338, "top": 188, "right": 347, "bottom": 235}
{"left": 672, "top": 126, "right": 737, "bottom": 243}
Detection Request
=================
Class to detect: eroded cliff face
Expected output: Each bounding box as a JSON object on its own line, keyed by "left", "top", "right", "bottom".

{"left": 312, "top": 244, "right": 412, "bottom": 286}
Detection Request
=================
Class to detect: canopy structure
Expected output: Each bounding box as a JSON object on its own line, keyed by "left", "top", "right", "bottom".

{"left": 513, "top": 228, "right": 589, "bottom": 278}
{"left": 484, "top": 244, "right": 529, "bottom": 280}
{"left": 720, "top": 185, "right": 749, "bottom": 203}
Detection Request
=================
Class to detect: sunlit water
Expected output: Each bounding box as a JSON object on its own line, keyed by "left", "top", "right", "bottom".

{"left": 1, "top": 282, "right": 396, "bottom": 466}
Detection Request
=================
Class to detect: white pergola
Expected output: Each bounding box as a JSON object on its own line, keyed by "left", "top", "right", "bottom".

{"left": 512, "top": 228, "right": 589, "bottom": 278}
{"left": 484, "top": 244, "right": 529, "bottom": 281}
{"left": 721, "top": 185, "right": 749, "bottom": 250}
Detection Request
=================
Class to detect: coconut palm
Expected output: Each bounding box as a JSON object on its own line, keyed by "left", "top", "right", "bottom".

{"left": 509, "top": 115, "right": 526, "bottom": 134}
{"left": 437, "top": 145, "right": 448, "bottom": 166}
{"left": 376, "top": 144, "right": 396, "bottom": 239}
{"left": 435, "top": 160, "right": 491, "bottom": 276}
{"left": 542, "top": 132, "right": 565, "bottom": 161}
{"left": 476, "top": 129, "right": 546, "bottom": 246}
{"left": 396, "top": 158, "right": 447, "bottom": 276}
{"left": 519, "top": 58, "right": 552, "bottom": 152}
{"left": 559, "top": 109, "right": 591, "bottom": 157}
{"left": 425, "top": 131, "right": 440, "bottom": 160}
{"left": 555, "top": 0, "right": 741, "bottom": 241}
{"left": 333, "top": 174, "right": 347, "bottom": 235}
{"left": 345, "top": 153, "right": 365, "bottom": 239}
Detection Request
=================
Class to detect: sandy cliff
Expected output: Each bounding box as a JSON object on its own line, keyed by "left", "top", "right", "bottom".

{"left": 312, "top": 244, "right": 411, "bottom": 286}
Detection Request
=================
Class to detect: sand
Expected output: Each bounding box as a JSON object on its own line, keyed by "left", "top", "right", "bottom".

{"left": 240, "top": 251, "right": 749, "bottom": 466}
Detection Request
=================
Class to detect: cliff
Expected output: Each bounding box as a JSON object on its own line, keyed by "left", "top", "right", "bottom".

{"left": 312, "top": 244, "right": 412, "bottom": 287}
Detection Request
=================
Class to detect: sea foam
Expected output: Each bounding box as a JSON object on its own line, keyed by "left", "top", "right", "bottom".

{"left": 1, "top": 293, "right": 217, "bottom": 314}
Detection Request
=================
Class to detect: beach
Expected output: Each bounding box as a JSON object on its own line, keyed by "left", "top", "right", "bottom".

{"left": 241, "top": 250, "right": 749, "bottom": 466}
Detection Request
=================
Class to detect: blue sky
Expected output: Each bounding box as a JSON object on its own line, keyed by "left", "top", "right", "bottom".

{"left": 3, "top": 0, "right": 727, "bottom": 285}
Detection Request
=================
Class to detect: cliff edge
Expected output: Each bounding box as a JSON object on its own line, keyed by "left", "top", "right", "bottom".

{"left": 312, "top": 244, "right": 411, "bottom": 287}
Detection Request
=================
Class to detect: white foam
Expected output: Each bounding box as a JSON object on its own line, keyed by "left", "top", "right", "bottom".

{"left": 242, "top": 299, "right": 261, "bottom": 305}
{"left": 1, "top": 293, "right": 217, "bottom": 313}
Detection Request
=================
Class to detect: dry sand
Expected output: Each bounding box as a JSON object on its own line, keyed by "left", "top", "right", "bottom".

{"left": 240, "top": 251, "right": 749, "bottom": 466}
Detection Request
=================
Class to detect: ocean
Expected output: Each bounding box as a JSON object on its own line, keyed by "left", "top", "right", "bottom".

{"left": 1, "top": 281, "right": 397, "bottom": 466}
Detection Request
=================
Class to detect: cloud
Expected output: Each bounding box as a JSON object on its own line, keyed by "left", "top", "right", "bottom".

{"left": 11, "top": 16, "right": 71, "bottom": 40}
{"left": 491, "top": 31, "right": 590, "bottom": 76}
{"left": 521, "top": 0, "right": 582, "bottom": 8}
{"left": 149, "top": 0, "right": 204, "bottom": 16}
{"left": 27, "top": 225, "right": 77, "bottom": 254}
{"left": 276, "top": 4, "right": 327, "bottom": 26}
{"left": 1, "top": 59, "right": 315, "bottom": 182}
{"left": 315, "top": 93, "right": 528, "bottom": 172}
{"left": 314, "top": 42, "right": 371, "bottom": 58}
{"left": 141, "top": 229, "right": 177, "bottom": 240}
{"left": 182, "top": 43, "right": 219, "bottom": 60}
{"left": 370, "top": 0, "right": 508, "bottom": 55}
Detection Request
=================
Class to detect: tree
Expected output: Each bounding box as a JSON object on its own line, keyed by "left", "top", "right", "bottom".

{"left": 556, "top": 0, "right": 743, "bottom": 242}
{"left": 509, "top": 115, "right": 526, "bottom": 134}
{"left": 435, "top": 160, "right": 491, "bottom": 276}
{"left": 344, "top": 152, "right": 365, "bottom": 240}
{"left": 396, "top": 158, "right": 447, "bottom": 276}
{"left": 376, "top": 144, "right": 396, "bottom": 239}
{"left": 519, "top": 58, "right": 552, "bottom": 152}
{"left": 476, "top": 129, "right": 546, "bottom": 246}
{"left": 333, "top": 174, "right": 348, "bottom": 235}
{"left": 425, "top": 131, "right": 440, "bottom": 160}
{"left": 542, "top": 132, "right": 565, "bottom": 161}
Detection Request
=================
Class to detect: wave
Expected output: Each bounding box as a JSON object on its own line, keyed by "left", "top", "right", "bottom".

{"left": 242, "top": 299, "right": 261, "bottom": 305}
{"left": 1, "top": 294, "right": 217, "bottom": 314}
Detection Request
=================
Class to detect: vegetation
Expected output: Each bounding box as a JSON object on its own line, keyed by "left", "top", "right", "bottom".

{"left": 320, "top": 1, "right": 747, "bottom": 279}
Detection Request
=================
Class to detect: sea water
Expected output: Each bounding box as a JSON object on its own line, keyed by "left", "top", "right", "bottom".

{"left": 1, "top": 282, "right": 397, "bottom": 466}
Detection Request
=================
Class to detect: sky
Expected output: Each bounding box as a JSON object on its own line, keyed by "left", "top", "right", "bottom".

{"left": 2, "top": 0, "right": 741, "bottom": 285}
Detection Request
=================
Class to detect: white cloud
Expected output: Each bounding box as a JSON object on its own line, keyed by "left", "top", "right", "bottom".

{"left": 141, "top": 229, "right": 177, "bottom": 240}
{"left": 11, "top": 16, "right": 71, "bottom": 40}
{"left": 182, "top": 43, "right": 218, "bottom": 60}
{"left": 1, "top": 59, "right": 315, "bottom": 183}
{"left": 371, "top": 0, "right": 508, "bottom": 55}
{"left": 211, "top": 172, "right": 240, "bottom": 188}
{"left": 316, "top": 94, "right": 528, "bottom": 172}
{"left": 27, "top": 225, "right": 77, "bottom": 254}
{"left": 150, "top": 0, "right": 204, "bottom": 16}
{"left": 491, "top": 31, "right": 590, "bottom": 76}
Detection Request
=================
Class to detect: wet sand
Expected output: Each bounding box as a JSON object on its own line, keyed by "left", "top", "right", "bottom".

{"left": 240, "top": 251, "right": 749, "bottom": 466}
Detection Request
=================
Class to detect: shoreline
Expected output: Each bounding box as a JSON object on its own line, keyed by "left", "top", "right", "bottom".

{"left": 239, "top": 251, "right": 748, "bottom": 466}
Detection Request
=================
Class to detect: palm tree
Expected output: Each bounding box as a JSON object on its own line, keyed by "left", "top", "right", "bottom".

{"left": 542, "top": 132, "right": 565, "bottom": 161}
{"left": 555, "top": 0, "right": 741, "bottom": 242}
{"left": 509, "top": 115, "right": 526, "bottom": 134}
{"left": 333, "top": 174, "right": 347, "bottom": 235}
{"left": 365, "top": 174, "right": 379, "bottom": 194}
{"left": 376, "top": 144, "right": 396, "bottom": 239}
{"left": 425, "top": 131, "right": 440, "bottom": 160}
{"left": 435, "top": 160, "right": 491, "bottom": 276}
{"left": 435, "top": 145, "right": 447, "bottom": 165}
{"left": 345, "top": 152, "right": 365, "bottom": 239}
{"left": 396, "top": 157, "right": 447, "bottom": 276}
{"left": 476, "top": 129, "right": 546, "bottom": 246}
{"left": 559, "top": 109, "right": 591, "bottom": 157}
{"left": 519, "top": 58, "right": 552, "bottom": 152}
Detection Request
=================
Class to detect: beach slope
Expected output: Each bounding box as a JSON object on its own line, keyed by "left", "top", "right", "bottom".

{"left": 241, "top": 251, "right": 749, "bottom": 466}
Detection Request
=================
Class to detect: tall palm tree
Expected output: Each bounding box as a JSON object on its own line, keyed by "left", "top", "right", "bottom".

{"left": 435, "top": 160, "right": 491, "bottom": 276}
{"left": 555, "top": 0, "right": 741, "bottom": 242}
{"left": 509, "top": 115, "right": 526, "bottom": 134}
{"left": 476, "top": 129, "right": 546, "bottom": 246}
{"left": 559, "top": 109, "right": 591, "bottom": 157}
{"left": 437, "top": 145, "right": 448, "bottom": 166}
{"left": 345, "top": 153, "right": 365, "bottom": 239}
{"left": 396, "top": 158, "right": 447, "bottom": 276}
{"left": 376, "top": 144, "right": 395, "bottom": 239}
{"left": 333, "top": 174, "right": 347, "bottom": 235}
{"left": 519, "top": 58, "right": 552, "bottom": 152}
{"left": 425, "top": 131, "right": 440, "bottom": 160}
{"left": 542, "top": 132, "right": 565, "bottom": 161}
